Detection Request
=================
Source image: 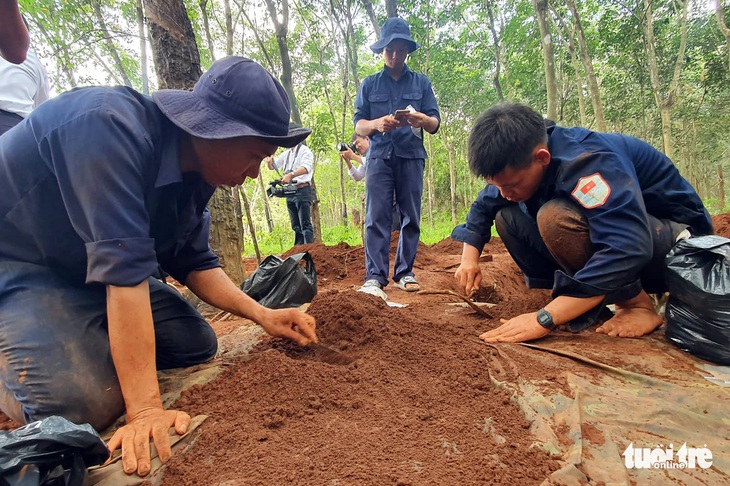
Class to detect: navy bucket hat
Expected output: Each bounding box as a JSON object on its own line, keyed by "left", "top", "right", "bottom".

{"left": 153, "top": 56, "right": 311, "bottom": 148}
{"left": 370, "top": 17, "right": 419, "bottom": 54}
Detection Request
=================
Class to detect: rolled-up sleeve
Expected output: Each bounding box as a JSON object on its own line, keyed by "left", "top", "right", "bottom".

{"left": 298, "top": 146, "right": 314, "bottom": 174}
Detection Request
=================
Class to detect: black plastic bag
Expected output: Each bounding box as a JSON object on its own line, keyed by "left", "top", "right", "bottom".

{"left": 240, "top": 252, "right": 317, "bottom": 309}
{"left": 0, "top": 416, "right": 109, "bottom": 486}
{"left": 664, "top": 235, "right": 730, "bottom": 365}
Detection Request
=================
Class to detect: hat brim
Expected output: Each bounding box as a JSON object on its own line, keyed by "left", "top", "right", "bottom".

{"left": 152, "top": 90, "right": 311, "bottom": 148}
{"left": 370, "top": 35, "right": 419, "bottom": 54}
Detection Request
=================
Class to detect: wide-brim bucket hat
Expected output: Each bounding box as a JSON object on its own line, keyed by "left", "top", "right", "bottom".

{"left": 370, "top": 17, "right": 419, "bottom": 54}
{"left": 153, "top": 56, "right": 311, "bottom": 148}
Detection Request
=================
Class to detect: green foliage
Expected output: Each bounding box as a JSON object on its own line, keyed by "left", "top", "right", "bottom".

{"left": 244, "top": 223, "right": 293, "bottom": 257}
{"left": 419, "top": 211, "right": 461, "bottom": 245}
{"left": 19, "top": 0, "right": 730, "bottom": 253}
{"left": 320, "top": 224, "right": 363, "bottom": 246}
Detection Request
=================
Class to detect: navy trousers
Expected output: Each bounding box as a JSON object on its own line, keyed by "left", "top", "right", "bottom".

{"left": 494, "top": 198, "right": 683, "bottom": 299}
{"left": 364, "top": 156, "right": 424, "bottom": 286}
{"left": 286, "top": 186, "right": 314, "bottom": 246}
{"left": 0, "top": 261, "right": 217, "bottom": 430}
{"left": 0, "top": 109, "right": 23, "bottom": 136}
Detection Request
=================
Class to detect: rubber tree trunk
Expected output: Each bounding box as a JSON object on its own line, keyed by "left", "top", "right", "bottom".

{"left": 532, "top": 0, "right": 559, "bottom": 121}
{"left": 441, "top": 128, "right": 458, "bottom": 227}
{"left": 209, "top": 189, "right": 246, "bottom": 285}
{"left": 566, "top": 0, "right": 606, "bottom": 131}
{"left": 718, "top": 165, "right": 725, "bottom": 211}
{"left": 257, "top": 173, "right": 275, "bottom": 232}
{"left": 643, "top": 0, "right": 689, "bottom": 160}
{"left": 91, "top": 0, "right": 133, "bottom": 87}
{"left": 135, "top": 0, "right": 149, "bottom": 94}
{"left": 239, "top": 186, "right": 262, "bottom": 263}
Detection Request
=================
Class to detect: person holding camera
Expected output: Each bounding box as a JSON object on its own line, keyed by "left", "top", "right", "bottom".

{"left": 354, "top": 17, "right": 441, "bottom": 299}
{"left": 265, "top": 132, "right": 315, "bottom": 246}
{"left": 339, "top": 133, "right": 369, "bottom": 181}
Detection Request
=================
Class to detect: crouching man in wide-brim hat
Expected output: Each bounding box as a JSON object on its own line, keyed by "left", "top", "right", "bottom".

{"left": 0, "top": 56, "right": 320, "bottom": 476}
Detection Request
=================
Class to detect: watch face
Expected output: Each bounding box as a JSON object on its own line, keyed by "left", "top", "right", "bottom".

{"left": 537, "top": 310, "right": 553, "bottom": 327}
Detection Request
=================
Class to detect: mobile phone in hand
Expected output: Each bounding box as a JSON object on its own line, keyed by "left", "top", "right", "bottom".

{"left": 394, "top": 109, "right": 410, "bottom": 120}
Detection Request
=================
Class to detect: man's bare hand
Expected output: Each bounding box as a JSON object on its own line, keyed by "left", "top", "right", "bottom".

{"left": 400, "top": 111, "right": 428, "bottom": 128}
{"left": 479, "top": 313, "right": 551, "bottom": 343}
{"left": 265, "top": 156, "right": 275, "bottom": 170}
{"left": 454, "top": 261, "right": 482, "bottom": 297}
{"left": 375, "top": 115, "right": 400, "bottom": 134}
{"left": 258, "top": 308, "right": 317, "bottom": 346}
{"left": 106, "top": 408, "right": 190, "bottom": 477}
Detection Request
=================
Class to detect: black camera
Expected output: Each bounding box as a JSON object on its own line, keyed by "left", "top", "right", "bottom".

{"left": 337, "top": 142, "right": 357, "bottom": 152}
{"left": 266, "top": 179, "right": 298, "bottom": 198}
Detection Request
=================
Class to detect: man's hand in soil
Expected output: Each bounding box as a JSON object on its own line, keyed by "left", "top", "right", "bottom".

{"left": 257, "top": 308, "right": 317, "bottom": 346}
{"left": 455, "top": 243, "right": 481, "bottom": 296}
{"left": 106, "top": 407, "right": 191, "bottom": 476}
{"left": 184, "top": 268, "right": 318, "bottom": 346}
{"left": 479, "top": 313, "right": 551, "bottom": 343}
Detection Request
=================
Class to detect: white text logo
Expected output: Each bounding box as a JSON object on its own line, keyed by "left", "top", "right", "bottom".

{"left": 623, "top": 443, "right": 713, "bottom": 469}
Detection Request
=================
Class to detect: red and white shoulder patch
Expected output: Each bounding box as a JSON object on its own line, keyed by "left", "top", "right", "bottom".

{"left": 571, "top": 173, "right": 611, "bottom": 209}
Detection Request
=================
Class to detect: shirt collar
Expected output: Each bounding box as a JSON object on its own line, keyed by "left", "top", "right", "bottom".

{"left": 154, "top": 120, "right": 184, "bottom": 188}
{"left": 380, "top": 63, "right": 413, "bottom": 80}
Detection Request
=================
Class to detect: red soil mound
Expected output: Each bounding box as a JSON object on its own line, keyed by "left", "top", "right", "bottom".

{"left": 165, "top": 288, "right": 559, "bottom": 485}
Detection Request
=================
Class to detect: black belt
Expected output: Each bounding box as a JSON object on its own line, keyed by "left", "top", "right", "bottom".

{"left": 296, "top": 182, "right": 311, "bottom": 189}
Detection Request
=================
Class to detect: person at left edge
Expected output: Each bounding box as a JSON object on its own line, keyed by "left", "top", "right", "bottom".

{"left": 0, "top": 56, "right": 318, "bottom": 477}
{"left": 264, "top": 131, "right": 315, "bottom": 246}
{"left": 0, "top": 19, "right": 51, "bottom": 135}
{"left": 0, "top": 0, "right": 29, "bottom": 64}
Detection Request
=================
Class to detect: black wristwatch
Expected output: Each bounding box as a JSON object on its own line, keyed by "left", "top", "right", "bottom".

{"left": 536, "top": 308, "right": 557, "bottom": 331}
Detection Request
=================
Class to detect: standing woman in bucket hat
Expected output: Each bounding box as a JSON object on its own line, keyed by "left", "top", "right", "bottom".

{"left": 354, "top": 17, "right": 441, "bottom": 300}
{"left": 0, "top": 56, "right": 319, "bottom": 476}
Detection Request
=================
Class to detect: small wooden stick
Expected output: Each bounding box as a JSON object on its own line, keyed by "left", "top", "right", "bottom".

{"left": 420, "top": 289, "right": 494, "bottom": 319}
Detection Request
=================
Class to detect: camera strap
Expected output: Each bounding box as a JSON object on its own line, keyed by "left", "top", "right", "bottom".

{"left": 284, "top": 144, "right": 302, "bottom": 174}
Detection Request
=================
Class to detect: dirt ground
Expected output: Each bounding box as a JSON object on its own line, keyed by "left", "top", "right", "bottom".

{"left": 2, "top": 212, "right": 729, "bottom": 484}
{"left": 157, "top": 211, "right": 730, "bottom": 485}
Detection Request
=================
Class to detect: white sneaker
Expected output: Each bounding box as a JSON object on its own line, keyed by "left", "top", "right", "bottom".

{"left": 394, "top": 275, "right": 420, "bottom": 292}
{"left": 358, "top": 279, "right": 388, "bottom": 301}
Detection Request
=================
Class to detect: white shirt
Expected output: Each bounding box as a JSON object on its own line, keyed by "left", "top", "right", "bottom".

{"left": 348, "top": 154, "right": 367, "bottom": 182}
{"left": 271, "top": 143, "right": 314, "bottom": 184}
{"left": 0, "top": 51, "right": 51, "bottom": 117}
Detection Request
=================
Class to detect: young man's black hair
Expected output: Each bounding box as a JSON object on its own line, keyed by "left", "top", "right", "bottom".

{"left": 468, "top": 103, "right": 548, "bottom": 179}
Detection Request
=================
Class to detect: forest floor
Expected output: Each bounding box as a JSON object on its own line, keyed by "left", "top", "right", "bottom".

{"left": 2, "top": 213, "right": 730, "bottom": 485}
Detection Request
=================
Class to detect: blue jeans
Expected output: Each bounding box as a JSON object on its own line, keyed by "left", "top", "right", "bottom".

{"left": 286, "top": 186, "right": 314, "bottom": 246}
{"left": 0, "top": 261, "right": 217, "bottom": 430}
{"left": 364, "top": 156, "right": 424, "bottom": 286}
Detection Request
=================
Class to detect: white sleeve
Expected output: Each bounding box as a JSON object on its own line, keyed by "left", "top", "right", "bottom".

{"left": 350, "top": 164, "right": 366, "bottom": 181}
{"left": 297, "top": 145, "right": 314, "bottom": 174}
{"left": 272, "top": 151, "right": 287, "bottom": 171}
{"left": 351, "top": 156, "right": 367, "bottom": 181}
{"left": 33, "top": 62, "right": 51, "bottom": 108}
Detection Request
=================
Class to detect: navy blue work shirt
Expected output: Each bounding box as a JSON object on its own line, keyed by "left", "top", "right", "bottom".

{"left": 452, "top": 126, "right": 713, "bottom": 299}
{"left": 0, "top": 86, "right": 220, "bottom": 287}
{"left": 354, "top": 64, "right": 440, "bottom": 160}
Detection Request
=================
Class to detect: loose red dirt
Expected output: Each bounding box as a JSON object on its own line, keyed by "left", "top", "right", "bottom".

{"left": 2, "top": 212, "right": 728, "bottom": 484}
